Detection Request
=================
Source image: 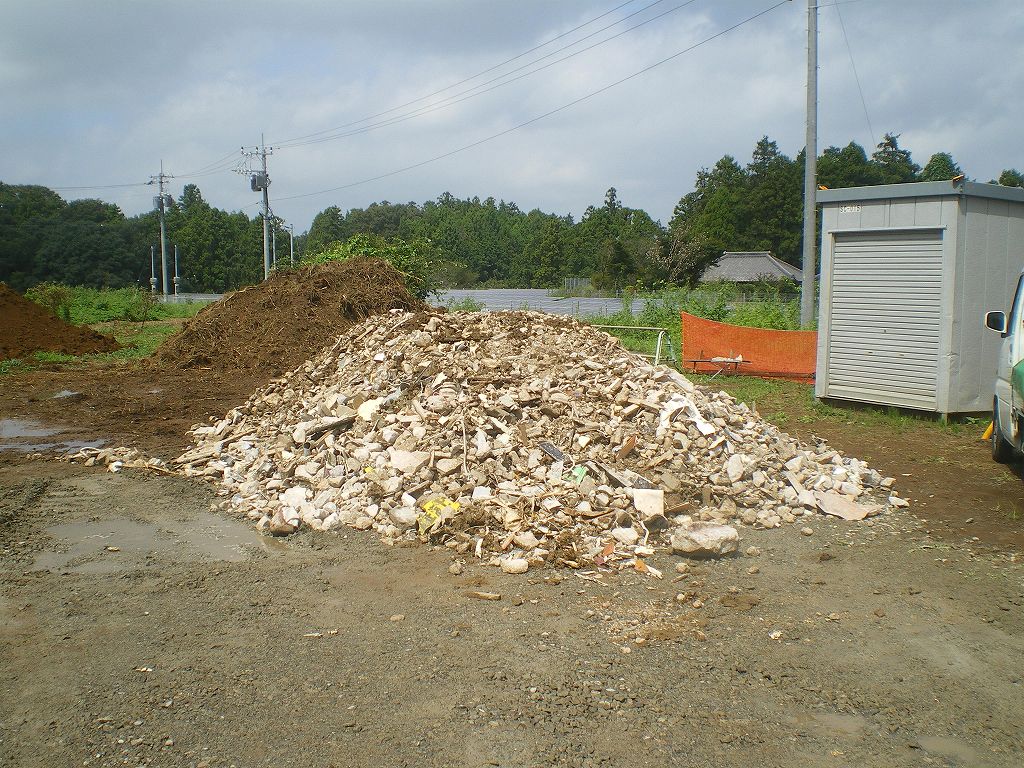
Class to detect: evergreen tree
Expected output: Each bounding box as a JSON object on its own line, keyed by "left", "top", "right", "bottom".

{"left": 871, "top": 133, "right": 920, "bottom": 184}
{"left": 918, "top": 152, "right": 962, "bottom": 181}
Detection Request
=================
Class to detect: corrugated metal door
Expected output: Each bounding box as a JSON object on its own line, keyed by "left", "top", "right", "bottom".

{"left": 826, "top": 230, "right": 943, "bottom": 409}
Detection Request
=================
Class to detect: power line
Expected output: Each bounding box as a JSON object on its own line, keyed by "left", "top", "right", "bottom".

{"left": 50, "top": 1, "right": 660, "bottom": 197}
{"left": 46, "top": 181, "right": 149, "bottom": 191}
{"left": 271, "top": 0, "right": 790, "bottom": 205}
{"left": 271, "top": 0, "right": 646, "bottom": 147}
{"left": 175, "top": 149, "right": 243, "bottom": 177}
{"left": 275, "top": 0, "right": 698, "bottom": 151}
{"left": 833, "top": 0, "right": 875, "bottom": 148}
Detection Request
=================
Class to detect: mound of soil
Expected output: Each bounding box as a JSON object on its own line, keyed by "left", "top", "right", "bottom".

{"left": 0, "top": 284, "right": 120, "bottom": 360}
{"left": 153, "top": 257, "right": 426, "bottom": 375}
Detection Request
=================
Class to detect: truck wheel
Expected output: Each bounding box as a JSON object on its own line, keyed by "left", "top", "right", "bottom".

{"left": 992, "top": 404, "right": 1017, "bottom": 464}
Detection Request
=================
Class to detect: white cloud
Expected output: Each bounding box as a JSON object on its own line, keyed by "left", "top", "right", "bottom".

{"left": 1, "top": 0, "right": 1022, "bottom": 229}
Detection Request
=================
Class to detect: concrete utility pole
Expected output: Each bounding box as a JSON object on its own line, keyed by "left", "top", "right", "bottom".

{"left": 239, "top": 137, "right": 274, "bottom": 280}
{"left": 148, "top": 161, "right": 173, "bottom": 298}
{"left": 149, "top": 245, "right": 157, "bottom": 293}
{"left": 285, "top": 224, "right": 295, "bottom": 265}
{"left": 272, "top": 224, "right": 277, "bottom": 268}
{"left": 800, "top": 0, "right": 818, "bottom": 328}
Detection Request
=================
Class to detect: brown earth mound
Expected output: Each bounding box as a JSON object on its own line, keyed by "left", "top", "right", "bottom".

{"left": 0, "top": 284, "right": 120, "bottom": 360}
{"left": 152, "top": 257, "right": 426, "bottom": 375}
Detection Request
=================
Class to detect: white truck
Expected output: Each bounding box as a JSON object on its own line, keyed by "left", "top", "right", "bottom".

{"left": 986, "top": 270, "right": 1024, "bottom": 462}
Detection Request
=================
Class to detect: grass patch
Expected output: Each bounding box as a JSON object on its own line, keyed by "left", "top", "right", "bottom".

{"left": 0, "top": 359, "right": 28, "bottom": 376}
{"left": 105, "top": 321, "right": 183, "bottom": 358}
{"left": 688, "top": 374, "right": 979, "bottom": 434}
{"left": 25, "top": 283, "right": 209, "bottom": 324}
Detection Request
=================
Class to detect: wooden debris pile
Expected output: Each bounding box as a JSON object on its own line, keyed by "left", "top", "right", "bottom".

{"left": 160, "top": 309, "right": 898, "bottom": 573}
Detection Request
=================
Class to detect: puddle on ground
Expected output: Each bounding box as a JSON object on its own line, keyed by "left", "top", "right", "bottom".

{"left": 0, "top": 418, "right": 105, "bottom": 454}
{"left": 812, "top": 713, "right": 868, "bottom": 736}
{"left": 32, "top": 513, "right": 281, "bottom": 574}
{"left": 0, "top": 419, "right": 58, "bottom": 439}
{"left": 917, "top": 735, "right": 980, "bottom": 764}
{"left": 789, "top": 711, "right": 871, "bottom": 739}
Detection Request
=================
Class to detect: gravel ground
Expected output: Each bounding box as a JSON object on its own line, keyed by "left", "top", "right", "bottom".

{"left": 1, "top": 461, "right": 1022, "bottom": 767}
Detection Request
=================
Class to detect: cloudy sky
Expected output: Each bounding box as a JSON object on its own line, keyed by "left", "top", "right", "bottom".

{"left": 2, "top": 0, "right": 1022, "bottom": 230}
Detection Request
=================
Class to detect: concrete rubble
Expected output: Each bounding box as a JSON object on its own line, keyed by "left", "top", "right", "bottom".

{"left": 69, "top": 309, "right": 902, "bottom": 575}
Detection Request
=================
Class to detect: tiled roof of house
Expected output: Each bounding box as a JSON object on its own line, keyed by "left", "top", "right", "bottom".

{"left": 700, "top": 251, "right": 802, "bottom": 283}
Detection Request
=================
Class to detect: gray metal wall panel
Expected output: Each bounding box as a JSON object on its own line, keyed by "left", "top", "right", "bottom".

{"left": 951, "top": 197, "right": 1024, "bottom": 412}
{"left": 824, "top": 231, "right": 944, "bottom": 410}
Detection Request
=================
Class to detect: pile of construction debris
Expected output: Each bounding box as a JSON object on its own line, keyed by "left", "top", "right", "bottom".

{"left": 112, "top": 309, "right": 896, "bottom": 574}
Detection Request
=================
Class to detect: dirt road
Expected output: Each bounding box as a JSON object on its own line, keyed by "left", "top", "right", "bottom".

{"left": 2, "top": 459, "right": 1022, "bottom": 767}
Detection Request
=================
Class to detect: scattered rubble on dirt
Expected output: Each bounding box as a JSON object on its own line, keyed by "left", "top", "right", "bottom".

{"left": 0, "top": 283, "right": 120, "bottom": 360}
{"left": 151, "top": 257, "right": 425, "bottom": 375}
{"left": 72, "top": 309, "right": 901, "bottom": 576}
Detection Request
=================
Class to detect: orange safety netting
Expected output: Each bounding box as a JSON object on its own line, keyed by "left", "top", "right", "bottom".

{"left": 680, "top": 312, "right": 817, "bottom": 380}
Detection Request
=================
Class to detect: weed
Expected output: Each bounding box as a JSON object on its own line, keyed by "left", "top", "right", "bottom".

{"left": 0, "top": 359, "right": 27, "bottom": 375}
{"left": 445, "top": 297, "right": 485, "bottom": 312}
{"left": 33, "top": 351, "right": 79, "bottom": 364}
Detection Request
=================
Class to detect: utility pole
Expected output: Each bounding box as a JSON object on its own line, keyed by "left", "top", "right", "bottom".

{"left": 148, "top": 161, "right": 173, "bottom": 298}
{"left": 149, "top": 245, "right": 157, "bottom": 293}
{"left": 272, "top": 224, "right": 277, "bottom": 268}
{"left": 285, "top": 224, "right": 295, "bottom": 265}
{"left": 800, "top": 0, "right": 818, "bottom": 328}
{"left": 239, "top": 136, "right": 273, "bottom": 280}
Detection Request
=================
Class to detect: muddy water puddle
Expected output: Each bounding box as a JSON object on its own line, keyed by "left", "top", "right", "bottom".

{"left": 916, "top": 735, "right": 982, "bottom": 764}
{"left": 0, "top": 417, "right": 105, "bottom": 454}
{"left": 33, "top": 513, "right": 282, "bottom": 574}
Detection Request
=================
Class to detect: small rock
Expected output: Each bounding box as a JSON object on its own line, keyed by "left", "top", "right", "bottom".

{"left": 745, "top": 546, "right": 761, "bottom": 557}
{"left": 448, "top": 561, "right": 464, "bottom": 575}
{"left": 389, "top": 614, "right": 405, "bottom": 622}
{"left": 800, "top": 527, "right": 813, "bottom": 536}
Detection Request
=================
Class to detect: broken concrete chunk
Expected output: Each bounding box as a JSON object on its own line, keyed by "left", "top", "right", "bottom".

{"left": 814, "top": 491, "right": 881, "bottom": 521}
{"left": 513, "top": 531, "right": 539, "bottom": 550}
{"left": 500, "top": 557, "right": 530, "bottom": 574}
{"left": 611, "top": 527, "right": 640, "bottom": 546}
{"left": 631, "top": 488, "right": 665, "bottom": 519}
{"left": 388, "top": 506, "right": 418, "bottom": 529}
{"left": 388, "top": 448, "right": 430, "bottom": 475}
{"left": 670, "top": 522, "right": 739, "bottom": 557}
{"left": 726, "top": 454, "right": 747, "bottom": 484}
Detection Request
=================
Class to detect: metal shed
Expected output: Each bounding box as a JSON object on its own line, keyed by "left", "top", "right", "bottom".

{"left": 815, "top": 180, "right": 1024, "bottom": 415}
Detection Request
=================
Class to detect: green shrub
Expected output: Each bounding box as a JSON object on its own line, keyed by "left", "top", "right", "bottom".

{"left": 25, "top": 282, "right": 74, "bottom": 321}
{"left": 305, "top": 233, "right": 447, "bottom": 299}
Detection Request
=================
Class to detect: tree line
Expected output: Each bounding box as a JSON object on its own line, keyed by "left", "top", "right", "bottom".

{"left": 0, "top": 183, "right": 265, "bottom": 293}
{"left": 2, "top": 133, "right": 1021, "bottom": 293}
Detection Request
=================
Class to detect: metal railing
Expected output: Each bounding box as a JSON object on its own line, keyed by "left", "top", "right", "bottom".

{"left": 591, "top": 325, "right": 677, "bottom": 367}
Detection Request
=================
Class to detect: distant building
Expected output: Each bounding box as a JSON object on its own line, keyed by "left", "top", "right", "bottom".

{"left": 700, "top": 251, "right": 801, "bottom": 283}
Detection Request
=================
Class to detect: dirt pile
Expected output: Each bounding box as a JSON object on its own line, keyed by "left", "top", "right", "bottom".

{"left": 152, "top": 257, "right": 426, "bottom": 375}
{"left": 0, "top": 283, "right": 120, "bottom": 360}
{"left": 149, "top": 310, "right": 901, "bottom": 575}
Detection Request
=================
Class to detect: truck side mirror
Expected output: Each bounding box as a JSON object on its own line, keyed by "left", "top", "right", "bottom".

{"left": 985, "top": 310, "right": 1007, "bottom": 334}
